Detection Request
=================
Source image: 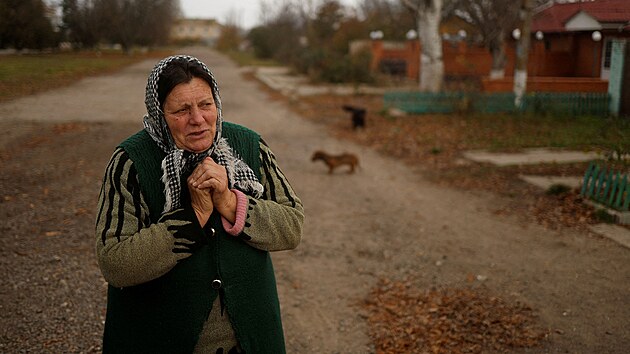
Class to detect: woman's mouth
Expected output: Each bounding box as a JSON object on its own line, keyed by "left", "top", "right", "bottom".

{"left": 188, "top": 130, "right": 207, "bottom": 138}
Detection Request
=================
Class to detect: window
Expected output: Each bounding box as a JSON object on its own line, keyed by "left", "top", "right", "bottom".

{"left": 603, "top": 39, "right": 613, "bottom": 70}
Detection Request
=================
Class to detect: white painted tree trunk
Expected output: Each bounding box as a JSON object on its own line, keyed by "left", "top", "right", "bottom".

{"left": 513, "top": 69, "right": 528, "bottom": 106}
{"left": 417, "top": 0, "right": 444, "bottom": 92}
{"left": 513, "top": 0, "right": 534, "bottom": 107}
{"left": 489, "top": 69, "right": 506, "bottom": 79}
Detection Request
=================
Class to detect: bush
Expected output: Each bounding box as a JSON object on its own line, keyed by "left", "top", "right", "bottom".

{"left": 247, "top": 26, "right": 275, "bottom": 59}
{"left": 594, "top": 208, "right": 616, "bottom": 223}
{"left": 296, "top": 48, "right": 373, "bottom": 84}
{"left": 216, "top": 25, "right": 242, "bottom": 52}
{"left": 546, "top": 184, "right": 572, "bottom": 196}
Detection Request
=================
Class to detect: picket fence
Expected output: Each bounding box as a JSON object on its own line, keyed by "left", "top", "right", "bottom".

{"left": 384, "top": 91, "right": 611, "bottom": 116}
{"left": 580, "top": 162, "right": 630, "bottom": 212}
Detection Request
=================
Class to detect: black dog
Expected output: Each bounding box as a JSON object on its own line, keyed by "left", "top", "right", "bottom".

{"left": 342, "top": 105, "right": 366, "bottom": 130}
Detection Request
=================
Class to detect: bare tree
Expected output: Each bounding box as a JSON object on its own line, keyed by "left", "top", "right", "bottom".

{"left": 142, "top": 0, "right": 180, "bottom": 47}
{"left": 513, "top": 0, "right": 535, "bottom": 107}
{"left": 358, "top": 0, "right": 416, "bottom": 39}
{"left": 1, "top": 0, "right": 58, "bottom": 49}
{"left": 445, "top": 0, "right": 520, "bottom": 79}
{"left": 402, "top": 0, "right": 444, "bottom": 92}
{"left": 217, "top": 10, "right": 244, "bottom": 52}
{"left": 61, "top": 0, "right": 178, "bottom": 52}
{"left": 99, "top": 0, "right": 178, "bottom": 53}
{"left": 307, "top": 0, "right": 344, "bottom": 48}
{"left": 252, "top": 0, "right": 303, "bottom": 62}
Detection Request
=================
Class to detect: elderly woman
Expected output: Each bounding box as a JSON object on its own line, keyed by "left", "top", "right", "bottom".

{"left": 95, "top": 55, "right": 304, "bottom": 353}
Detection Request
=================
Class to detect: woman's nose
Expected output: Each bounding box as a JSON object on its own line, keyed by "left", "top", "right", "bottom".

{"left": 189, "top": 106, "right": 205, "bottom": 123}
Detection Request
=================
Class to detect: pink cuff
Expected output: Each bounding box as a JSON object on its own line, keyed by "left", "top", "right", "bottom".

{"left": 221, "top": 189, "right": 248, "bottom": 236}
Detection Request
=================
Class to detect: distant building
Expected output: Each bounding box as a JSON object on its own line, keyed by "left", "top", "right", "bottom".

{"left": 531, "top": 0, "right": 630, "bottom": 80}
{"left": 363, "top": 0, "right": 630, "bottom": 93}
{"left": 170, "top": 18, "right": 222, "bottom": 46}
{"left": 359, "top": 15, "right": 482, "bottom": 82}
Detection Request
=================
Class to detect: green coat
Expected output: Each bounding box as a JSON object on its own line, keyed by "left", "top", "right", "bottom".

{"left": 103, "top": 122, "right": 286, "bottom": 354}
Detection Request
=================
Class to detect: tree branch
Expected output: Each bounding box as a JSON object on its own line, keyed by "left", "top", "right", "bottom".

{"left": 401, "top": 0, "right": 419, "bottom": 12}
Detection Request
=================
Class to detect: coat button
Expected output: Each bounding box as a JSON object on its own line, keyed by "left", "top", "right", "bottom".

{"left": 211, "top": 279, "right": 222, "bottom": 289}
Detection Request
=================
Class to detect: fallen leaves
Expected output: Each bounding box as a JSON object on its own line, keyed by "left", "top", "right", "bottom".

{"left": 362, "top": 279, "right": 548, "bottom": 354}
{"left": 291, "top": 93, "right": 604, "bottom": 230}
{"left": 531, "top": 190, "right": 598, "bottom": 230}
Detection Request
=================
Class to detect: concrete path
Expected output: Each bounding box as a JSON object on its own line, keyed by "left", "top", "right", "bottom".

{"left": 460, "top": 148, "right": 630, "bottom": 247}
{"left": 462, "top": 148, "right": 602, "bottom": 166}
{"left": 518, "top": 175, "right": 584, "bottom": 190}
{"left": 589, "top": 224, "right": 630, "bottom": 249}
{"left": 254, "top": 66, "right": 385, "bottom": 97}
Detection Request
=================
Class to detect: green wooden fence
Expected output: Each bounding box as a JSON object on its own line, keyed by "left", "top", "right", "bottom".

{"left": 383, "top": 91, "right": 611, "bottom": 116}
{"left": 580, "top": 162, "right": 630, "bottom": 212}
{"left": 524, "top": 93, "right": 611, "bottom": 116}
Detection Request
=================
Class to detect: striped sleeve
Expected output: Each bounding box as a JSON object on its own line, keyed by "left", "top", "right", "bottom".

{"left": 237, "top": 140, "right": 304, "bottom": 251}
{"left": 95, "top": 148, "right": 206, "bottom": 288}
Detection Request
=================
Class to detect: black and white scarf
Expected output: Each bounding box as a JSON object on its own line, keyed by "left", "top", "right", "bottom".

{"left": 142, "top": 55, "right": 263, "bottom": 213}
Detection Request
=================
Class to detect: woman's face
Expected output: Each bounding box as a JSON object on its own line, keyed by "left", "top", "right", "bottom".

{"left": 163, "top": 77, "right": 218, "bottom": 153}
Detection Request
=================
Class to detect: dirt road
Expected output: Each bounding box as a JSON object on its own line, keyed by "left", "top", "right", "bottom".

{"left": 1, "top": 47, "right": 628, "bottom": 353}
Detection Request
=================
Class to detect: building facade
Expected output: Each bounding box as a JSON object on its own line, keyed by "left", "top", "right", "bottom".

{"left": 367, "top": 0, "right": 630, "bottom": 93}
{"left": 170, "top": 18, "right": 222, "bottom": 46}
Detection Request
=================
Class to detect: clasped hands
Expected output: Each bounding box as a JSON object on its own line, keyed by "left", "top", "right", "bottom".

{"left": 187, "top": 157, "right": 237, "bottom": 226}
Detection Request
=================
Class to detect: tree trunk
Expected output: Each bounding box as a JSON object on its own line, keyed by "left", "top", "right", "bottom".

{"left": 417, "top": 0, "right": 443, "bottom": 92}
{"left": 489, "top": 33, "right": 507, "bottom": 79}
{"left": 513, "top": 0, "right": 534, "bottom": 107}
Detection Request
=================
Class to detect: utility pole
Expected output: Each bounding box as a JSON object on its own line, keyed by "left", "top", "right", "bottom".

{"left": 513, "top": 0, "right": 535, "bottom": 108}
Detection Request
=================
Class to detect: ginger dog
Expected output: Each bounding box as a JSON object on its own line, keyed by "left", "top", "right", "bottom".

{"left": 311, "top": 150, "right": 359, "bottom": 174}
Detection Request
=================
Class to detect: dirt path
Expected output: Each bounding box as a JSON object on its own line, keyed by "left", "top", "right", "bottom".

{"left": 1, "top": 47, "right": 628, "bottom": 353}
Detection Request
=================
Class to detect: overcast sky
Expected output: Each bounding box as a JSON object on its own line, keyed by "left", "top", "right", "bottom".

{"left": 179, "top": 0, "right": 361, "bottom": 29}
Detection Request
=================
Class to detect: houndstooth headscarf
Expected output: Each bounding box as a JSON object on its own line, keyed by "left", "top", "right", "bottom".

{"left": 142, "top": 55, "right": 263, "bottom": 213}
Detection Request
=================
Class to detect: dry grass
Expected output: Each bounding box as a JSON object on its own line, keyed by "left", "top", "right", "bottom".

{"left": 0, "top": 49, "right": 173, "bottom": 103}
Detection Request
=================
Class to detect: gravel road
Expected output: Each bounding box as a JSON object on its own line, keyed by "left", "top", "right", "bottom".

{"left": 1, "top": 47, "right": 629, "bottom": 353}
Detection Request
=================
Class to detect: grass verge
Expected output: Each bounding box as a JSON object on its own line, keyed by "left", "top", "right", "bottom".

{"left": 0, "top": 49, "right": 173, "bottom": 103}
{"left": 221, "top": 49, "right": 279, "bottom": 67}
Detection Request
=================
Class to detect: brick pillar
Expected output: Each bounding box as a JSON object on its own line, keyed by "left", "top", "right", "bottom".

{"left": 370, "top": 40, "right": 383, "bottom": 72}
{"left": 407, "top": 39, "right": 420, "bottom": 81}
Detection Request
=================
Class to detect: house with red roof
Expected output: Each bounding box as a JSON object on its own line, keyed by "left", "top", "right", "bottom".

{"left": 530, "top": 0, "right": 630, "bottom": 80}
{"left": 367, "top": 0, "right": 630, "bottom": 94}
